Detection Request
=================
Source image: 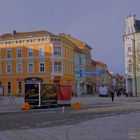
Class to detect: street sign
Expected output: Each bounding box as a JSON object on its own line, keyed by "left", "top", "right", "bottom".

{"left": 75, "top": 70, "right": 105, "bottom": 75}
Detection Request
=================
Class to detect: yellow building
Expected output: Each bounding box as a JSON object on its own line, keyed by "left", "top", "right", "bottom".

{"left": 95, "top": 61, "right": 107, "bottom": 86}
{"left": 0, "top": 30, "right": 75, "bottom": 96}
{"left": 60, "top": 33, "right": 96, "bottom": 95}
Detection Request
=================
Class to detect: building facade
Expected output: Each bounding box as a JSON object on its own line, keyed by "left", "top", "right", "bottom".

{"left": 95, "top": 61, "right": 108, "bottom": 93}
{"left": 61, "top": 33, "right": 96, "bottom": 96}
{"left": 124, "top": 15, "right": 140, "bottom": 96}
{"left": 0, "top": 31, "right": 75, "bottom": 96}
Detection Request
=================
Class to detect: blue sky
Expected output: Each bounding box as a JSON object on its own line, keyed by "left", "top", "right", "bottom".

{"left": 0, "top": 0, "right": 140, "bottom": 74}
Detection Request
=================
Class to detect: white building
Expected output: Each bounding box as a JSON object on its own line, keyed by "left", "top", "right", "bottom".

{"left": 124, "top": 15, "right": 140, "bottom": 96}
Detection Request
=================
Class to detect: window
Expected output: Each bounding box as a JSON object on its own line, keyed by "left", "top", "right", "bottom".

{"left": 7, "top": 82, "right": 11, "bottom": 95}
{"left": 79, "top": 57, "right": 82, "bottom": 65}
{"left": 17, "top": 48, "right": 22, "bottom": 58}
{"left": 39, "top": 47, "right": 45, "bottom": 56}
{"left": 39, "top": 62, "right": 45, "bottom": 72}
{"left": 28, "top": 63, "right": 34, "bottom": 73}
{"left": 128, "top": 27, "right": 130, "bottom": 34}
{"left": 128, "top": 47, "right": 131, "bottom": 52}
{"left": 17, "top": 63, "right": 22, "bottom": 73}
{"left": 6, "top": 48, "right": 12, "bottom": 59}
{"left": 54, "top": 62, "right": 61, "bottom": 73}
{"left": 128, "top": 64, "right": 133, "bottom": 72}
{"left": 17, "top": 81, "right": 22, "bottom": 94}
{"left": 131, "top": 26, "right": 134, "bottom": 33}
{"left": 6, "top": 64, "right": 12, "bottom": 73}
{"left": 54, "top": 47, "right": 61, "bottom": 55}
{"left": 28, "top": 47, "right": 33, "bottom": 57}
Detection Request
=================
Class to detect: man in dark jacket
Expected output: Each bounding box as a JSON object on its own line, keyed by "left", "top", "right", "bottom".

{"left": 109, "top": 86, "right": 115, "bottom": 102}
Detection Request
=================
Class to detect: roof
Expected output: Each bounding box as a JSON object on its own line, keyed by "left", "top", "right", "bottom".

{"left": 0, "top": 30, "right": 52, "bottom": 40}
{"left": 60, "top": 33, "right": 92, "bottom": 50}
{"left": 91, "top": 59, "right": 96, "bottom": 65}
{"left": 95, "top": 61, "right": 107, "bottom": 67}
{"left": 74, "top": 47, "right": 84, "bottom": 53}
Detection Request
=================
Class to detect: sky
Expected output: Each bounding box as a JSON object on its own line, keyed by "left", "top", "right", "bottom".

{"left": 0, "top": 0, "right": 140, "bottom": 75}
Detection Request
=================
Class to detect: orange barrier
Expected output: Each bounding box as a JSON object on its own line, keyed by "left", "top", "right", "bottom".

{"left": 21, "top": 102, "right": 30, "bottom": 110}
{"left": 71, "top": 102, "right": 82, "bottom": 109}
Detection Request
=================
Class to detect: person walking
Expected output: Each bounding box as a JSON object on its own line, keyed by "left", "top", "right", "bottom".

{"left": 109, "top": 86, "right": 115, "bottom": 102}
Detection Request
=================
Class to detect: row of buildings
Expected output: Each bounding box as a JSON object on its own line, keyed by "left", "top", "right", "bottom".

{"left": 0, "top": 30, "right": 118, "bottom": 96}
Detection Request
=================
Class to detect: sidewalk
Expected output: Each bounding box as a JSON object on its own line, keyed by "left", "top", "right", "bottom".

{"left": 0, "top": 95, "right": 140, "bottom": 113}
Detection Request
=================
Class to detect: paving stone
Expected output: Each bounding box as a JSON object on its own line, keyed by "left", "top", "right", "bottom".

{"left": 0, "top": 132, "right": 11, "bottom": 140}
{"left": 15, "top": 129, "right": 43, "bottom": 140}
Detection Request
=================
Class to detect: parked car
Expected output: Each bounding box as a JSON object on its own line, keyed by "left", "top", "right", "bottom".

{"left": 99, "top": 86, "right": 109, "bottom": 97}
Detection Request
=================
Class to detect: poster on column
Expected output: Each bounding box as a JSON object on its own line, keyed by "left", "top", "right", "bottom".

{"left": 25, "top": 83, "right": 39, "bottom": 105}
{"left": 40, "top": 84, "right": 57, "bottom": 106}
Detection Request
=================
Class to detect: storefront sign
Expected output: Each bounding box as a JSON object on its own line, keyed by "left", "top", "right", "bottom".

{"left": 25, "top": 77, "right": 43, "bottom": 84}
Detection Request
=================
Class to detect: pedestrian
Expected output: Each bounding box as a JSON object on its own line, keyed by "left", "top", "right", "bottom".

{"left": 109, "top": 86, "right": 115, "bottom": 102}
{"left": 117, "top": 88, "right": 120, "bottom": 97}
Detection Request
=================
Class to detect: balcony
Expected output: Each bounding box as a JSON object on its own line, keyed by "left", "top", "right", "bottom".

{"left": 51, "top": 55, "right": 63, "bottom": 61}
{"left": 51, "top": 71, "right": 63, "bottom": 77}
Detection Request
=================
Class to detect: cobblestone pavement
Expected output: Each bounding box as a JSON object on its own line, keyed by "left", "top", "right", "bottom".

{"left": 0, "top": 111, "right": 140, "bottom": 140}
{"left": 0, "top": 96, "right": 140, "bottom": 140}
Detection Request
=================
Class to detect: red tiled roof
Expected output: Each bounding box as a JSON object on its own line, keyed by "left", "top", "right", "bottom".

{"left": 0, "top": 30, "right": 52, "bottom": 39}
{"left": 91, "top": 59, "right": 96, "bottom": 65}
{"left": 60, "top": 33, "right": 91, "bottom": 50}
{"left": 95, "top": 61, "right": 107, "bottom": 67}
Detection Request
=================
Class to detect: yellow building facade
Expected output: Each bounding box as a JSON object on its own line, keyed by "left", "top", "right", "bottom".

{"left": 0, "top": 31, "right": 75, "bottom": 96}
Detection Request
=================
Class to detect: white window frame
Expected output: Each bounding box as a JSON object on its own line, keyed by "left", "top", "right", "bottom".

{"left": 28, "top": 47, "right": 33, "bottom": 57}
{"left": 54, "top": 47, "right": 61, "bottom": 55}
{"left": 17, "top": 63, "right": 22, "bottom": 73}
{"left": 128, "top": 47, "right": 131, "bottom": 52}
{"left": 54, "top": 62, "right": 61, "bottom": 73}
{"left": 39, "top": 61, "right": 45, "bottom": 72}
{"left": 6, "top": 48, "right": 12, "bottom": 59}
{"left": 39, "top": 47, "right": 45, "bottom": 56}
{"left": 6, "top": 63, "right": 12, "bottom": 73}
{"left": 17, "top": 48, "right": 22, "bottom": 58}
{"left": 28, "top": 62, "right": 34, "bottom": 73}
